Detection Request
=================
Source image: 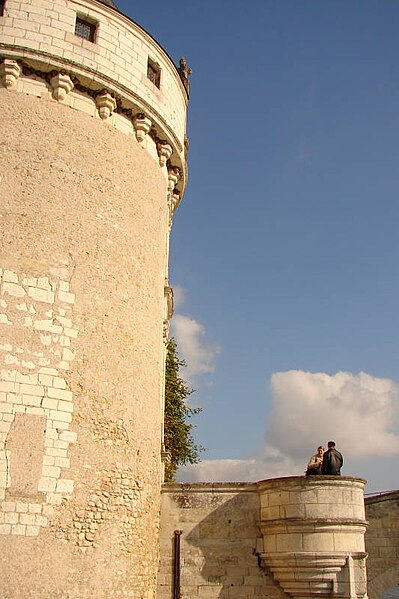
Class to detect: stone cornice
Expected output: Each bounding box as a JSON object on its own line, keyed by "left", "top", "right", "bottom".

{"left": 0, "top": 53, "right": 187, "bottom": 203}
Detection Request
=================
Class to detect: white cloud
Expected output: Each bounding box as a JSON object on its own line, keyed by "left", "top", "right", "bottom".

{"left": 177, "top": 370, "right": 399, "bottom": 484}
{"left": 177, "top": 451, "right": 299, "bottom": 483}
{"left": 267, "top": 370, "right": 399, "bottom": 460}
{"left": 171, "top": 313, "right": 220, "bottom": 384}
{"left": 172, "top": 284, "right": 186, "bottom": 311}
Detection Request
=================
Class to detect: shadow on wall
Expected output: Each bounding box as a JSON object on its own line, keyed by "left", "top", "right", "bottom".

{"left": 175, "top": 489, "right": 289, "bottom": 599}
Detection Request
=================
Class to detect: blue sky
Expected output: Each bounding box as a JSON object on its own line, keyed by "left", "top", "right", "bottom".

{"left": 118, "top": 0, "right": 399, "bottom": 493}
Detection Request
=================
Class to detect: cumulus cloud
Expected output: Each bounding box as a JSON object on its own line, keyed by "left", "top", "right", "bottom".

{"left": 170, "top": 283, "right": 219, "bottom": 386}
{"left": 172, "top": 284, "right": 186, "bottom": 311}
{"left": 177, "top": 450, "right": 298, "bottom": 483}
{"left": 177, "top": 370, "right": 399, "bottom": 483}
{"left": 172, "top": 314, "right": 220, "bottom": 383}
{"left": 267, "top": 370, "right": 399, "bottom": 460}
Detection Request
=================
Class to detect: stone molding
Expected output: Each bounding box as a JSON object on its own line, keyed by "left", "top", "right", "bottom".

{"left": 262, "top": 551, "right": 368, "bottom": 598}
{"left": 0, "top": 0, "right": 188, "bottom": 199}
{"left": 0, "top": 57, "right": 185, "bottom": 203}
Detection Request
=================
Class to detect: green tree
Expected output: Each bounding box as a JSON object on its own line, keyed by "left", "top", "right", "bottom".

{"left": 164, "top": 338, "right": 203, "bottom": 482}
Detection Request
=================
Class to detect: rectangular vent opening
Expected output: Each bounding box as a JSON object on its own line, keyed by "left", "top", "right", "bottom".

{"left": 75, "top": 15, "right": 97, "bottom": 42}
{"left": 147, "top": 58, "right": 161, "bottom": 89}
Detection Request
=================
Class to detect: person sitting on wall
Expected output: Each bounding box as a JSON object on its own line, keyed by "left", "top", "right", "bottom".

{"left": 321, "top": 441, "right": 343, "bottom": 475}
{"left": 305, "top": 446, "right": 324, "bottom": 476}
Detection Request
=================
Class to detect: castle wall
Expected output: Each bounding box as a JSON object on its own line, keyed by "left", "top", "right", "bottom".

{"left": 0, "top": 0, "right": 187, "bottom": 147}
{"left": 158, "top": 483, "right": 288, "bottom": 599}
{"left": 0, "top": 0, "right": 188, "bottom": 596}
{"left": 365, "top": 492, "right": 399, "bottom": 599}
{"left": 159, "top": 478, "right": 369, "bottom": 599}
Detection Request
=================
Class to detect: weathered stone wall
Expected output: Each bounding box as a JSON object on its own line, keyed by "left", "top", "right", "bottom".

{"left": 159, "top": 483, "right": 289, "bottom": 599}
{"left": 0, "top": 0, "right": 187, "bottom": 596}
{"left": 159, "top": 478, "right": 370, "bottom": 599}
{"left": 365, "top": 492, "right": 399, "bottom": 599}
{"left": 0, "top": 87, "right": 167, "bottom": 598}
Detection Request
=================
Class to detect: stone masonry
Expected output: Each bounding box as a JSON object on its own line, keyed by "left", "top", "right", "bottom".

{"left": 159, "top": 477, "right": 369, "bottom": 599}
{"left": 0, "top": 0, "right": 188, "bottom": 596}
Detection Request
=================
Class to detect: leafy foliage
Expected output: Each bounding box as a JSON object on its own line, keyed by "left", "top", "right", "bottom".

{"left": 164, "top": 338, "right": 203, "bottom": 482}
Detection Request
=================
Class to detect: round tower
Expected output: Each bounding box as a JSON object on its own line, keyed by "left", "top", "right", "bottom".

{"left": 0, "top": 0, "right": 188, "bottom": 596}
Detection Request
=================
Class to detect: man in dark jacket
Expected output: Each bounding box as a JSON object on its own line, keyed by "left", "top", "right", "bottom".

{"left": 322, "top": 441, "right": 343, "bottom": 475}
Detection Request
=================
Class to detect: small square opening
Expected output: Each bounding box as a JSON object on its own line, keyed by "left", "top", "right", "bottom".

{"left": 75, "top": 15, "right": 97, "bottom": 42}
{"left": 147, "top": 58, "right": 161, "bottom": 89}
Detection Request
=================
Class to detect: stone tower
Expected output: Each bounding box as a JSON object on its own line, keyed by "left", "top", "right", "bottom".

{"left": 0, "top": 0, "right": 188, "bottom": 596}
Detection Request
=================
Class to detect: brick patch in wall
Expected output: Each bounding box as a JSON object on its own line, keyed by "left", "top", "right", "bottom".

{"left": 0, "top": 267, "right": 79, "bottom": 536}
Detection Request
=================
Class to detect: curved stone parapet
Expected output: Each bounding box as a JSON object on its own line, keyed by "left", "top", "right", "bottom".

{"left": 258, "top": 476, "right": 368, "bottom": 599}
{"left": 0, "top": 0, "right": 188, "bottom": 201}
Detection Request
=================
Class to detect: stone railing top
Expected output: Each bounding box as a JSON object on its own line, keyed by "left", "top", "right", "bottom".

{"left": 258, "top": 475, "right": 367, "bottom": 489}
{"left": 162, "top": 482, "right": 257, "bottom": 494}
{"left": 163, "top": 475, "right": 367, "bottom": 494}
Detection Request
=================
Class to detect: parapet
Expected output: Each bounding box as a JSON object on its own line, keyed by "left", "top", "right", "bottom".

{"left": 0, "top": 0, "right": 188, "bottom": 199}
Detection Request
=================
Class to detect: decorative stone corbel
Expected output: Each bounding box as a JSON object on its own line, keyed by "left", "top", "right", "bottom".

{"left": 49, "top": 72, "right": 74, "bottom": 101}
{"left": 164, "top": 285, "right": 174, "bottom": 321}
{"left": 133, "top": 113, "right": 152, "bottom": 143}
{"left": 167, "top": 191, "right": 181, "bottom": 229}
{"left": 95, "top": 91, "right": 117, "bottom": 120}
{"left": 0, "top": 59, "right": 21, "bottom": 89}
{"left": 167, "top": 166, "right": 181, "bottom": 195}
{"left": 157, "top": 141, "right": 173, "bottom": 167}
{"left": 172, "top": 191, "right": 180, "bottom": 213}
{"left": 162, "top": 285, "right": 174, "bottom": 345}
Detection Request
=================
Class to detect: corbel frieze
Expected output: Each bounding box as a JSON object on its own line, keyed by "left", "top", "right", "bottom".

{"left": 164, "top": 285, "right": 174, "bottom": 321}
{"left": 133, "top": 113, "right": 152, "bottom": 142}
{"left": 0, "top": 58, "right": 21, "bottom": 89}
{"left": 163, "top": 285, "right": 174, "bottom": 345}
{"left": 49, "top": 71, "right": 74, "bottom": 101}
{"left": 167, "top": 165, "right": 181, "bottom": 194}
{"left": 0, "top": 57, "right": 185, "bottom": 193}
{"left": 156, "top": 140, "right": 173, "bottom": 167}
{"left": 95, "top": 90, "right": 117, "bottom": 120}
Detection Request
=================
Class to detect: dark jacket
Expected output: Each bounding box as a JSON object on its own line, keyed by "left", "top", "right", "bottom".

{"left": 322, "top": 448, "right": 343, "bottom": 475}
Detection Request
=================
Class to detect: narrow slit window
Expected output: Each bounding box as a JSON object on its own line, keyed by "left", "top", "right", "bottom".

{"left": 75, "top": 16, "right": 96, "bottom": 42}
{"left": 0, "top": 0, "right": 5, "bottom": 17}
{"left": 147, "top": 59, "right": 161, "bottom": 89}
